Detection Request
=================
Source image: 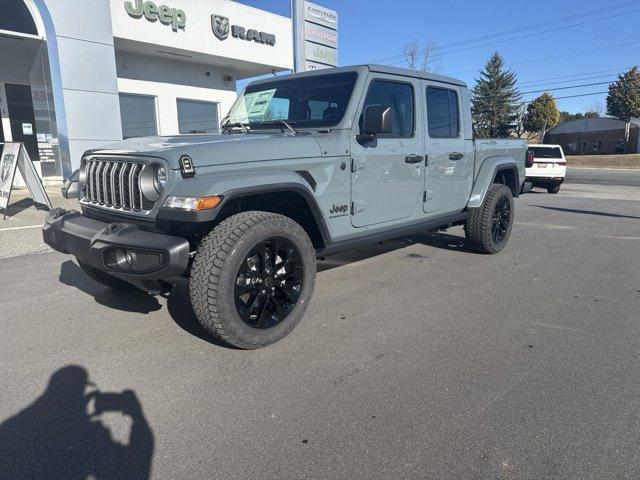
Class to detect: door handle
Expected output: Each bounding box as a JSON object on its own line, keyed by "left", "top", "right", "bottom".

{"left": 449, "top": 152, "right": 464, "bottom": 161}
{"left": 404, "top": 154, "right": 424, "bottom": 164}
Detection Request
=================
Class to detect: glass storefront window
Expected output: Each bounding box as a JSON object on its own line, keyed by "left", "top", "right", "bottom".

{"left": 177, "top": 99, "right": 219, "bottom": 134}
{"left": 119, "top": 94, "right": 157, "bottom": 139}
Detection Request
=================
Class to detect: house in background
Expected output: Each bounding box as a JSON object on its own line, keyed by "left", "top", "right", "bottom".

{"left": 544, "top": 117, "right": 640, "bottom": 155}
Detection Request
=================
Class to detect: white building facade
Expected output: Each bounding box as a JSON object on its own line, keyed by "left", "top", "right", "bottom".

{"left": 0, "top": 0, "right": 293, "bottom": 181}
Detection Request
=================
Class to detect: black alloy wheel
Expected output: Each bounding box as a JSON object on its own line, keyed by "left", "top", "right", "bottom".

{"left": 491, "top": 196, "right": 511, "bottom": 244}
{"left": 234, "top": 237, "right": 304, "bottom": 329}
{"left": 464, "top": 183, "right": 514, "bottom": 254}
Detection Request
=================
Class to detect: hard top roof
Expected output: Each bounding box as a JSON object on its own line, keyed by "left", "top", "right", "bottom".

{"left": 248, "top": 64, "right": 467, "bottom": 88}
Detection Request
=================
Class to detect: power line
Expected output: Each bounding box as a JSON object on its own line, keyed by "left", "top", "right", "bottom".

{"left": 384, "top": 8, "right": 640, "bottom": 68}
{"left": 366, "top": 0, "right": 639, "bottom": 64}
{"left": 517, "top": 68, "right": 631, "bottom": 87}
{"left": 477, "top": 91, "right": 608, "bottom": 105}
{"left": 449, "top": 40, "right": 640, "bottom": 76}
{"left": 533, "top": 91, "right": 608, "bottom": 102}
{"left": 521, "top": 80, "right": 614, "bottom": 96}
{"left": 519, "top": 74, "right": 618, "bottom": 89}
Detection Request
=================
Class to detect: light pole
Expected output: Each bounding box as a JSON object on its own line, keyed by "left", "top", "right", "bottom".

{"left": 291, "top": 0, "right": 305, "bottom": 73}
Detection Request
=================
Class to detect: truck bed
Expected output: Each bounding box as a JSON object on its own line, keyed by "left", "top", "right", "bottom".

{"left": 473, "top": 138, "right": 528, "bottom": 176}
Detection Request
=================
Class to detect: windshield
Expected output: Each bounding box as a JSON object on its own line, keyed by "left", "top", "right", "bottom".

{"left": 224, "top": 72, "right": 358, "bottom": 129}
{"left": 531, "top": 147, "right": 563, "bottom": 159}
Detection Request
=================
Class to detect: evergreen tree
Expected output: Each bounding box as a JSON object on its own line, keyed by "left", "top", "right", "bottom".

{"left": 559, "top": 111, "right": 584, "bottom": 123}
{"left": 606, "top": 66, "right": 640, "bottom": 120}
{"left": 523, "top": 92, "right": 560, "bottom": 133}
{"left": 471, "top": 52, "right": 522, "bottom": 137}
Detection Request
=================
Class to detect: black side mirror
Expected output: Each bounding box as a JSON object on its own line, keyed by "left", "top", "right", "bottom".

{"left": 362, "top": 105, "right": 394, "bottom": 135}
{"left": 62, "top": 169, "right": 79, "bottom": 199}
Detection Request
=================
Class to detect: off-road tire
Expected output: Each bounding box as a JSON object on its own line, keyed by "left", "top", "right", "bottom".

{"left": 188, "top": 211, "right": 316, "bottom": 349}
{"left": 547, "top": 184, "right": 561, "bottom": 194}
{"left": 464, "top": 183, "right": 514, "bottom": 254}
{"left": 79, "top": 260, "right": 136, "bottom": 290}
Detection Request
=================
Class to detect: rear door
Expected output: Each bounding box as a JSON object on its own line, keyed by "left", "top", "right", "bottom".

{"left": 350, "top": 75, "right": 424, "bottom": 227}
{"left": 422, "top": 82, "right": 471, "bottom": 214}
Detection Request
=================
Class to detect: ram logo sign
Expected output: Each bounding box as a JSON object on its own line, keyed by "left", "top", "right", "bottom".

{"left": 211, "top": 15, "right": 230, "bottom": 40}
{"left": 210, "top": 14, "right": 276, "bottom": 46}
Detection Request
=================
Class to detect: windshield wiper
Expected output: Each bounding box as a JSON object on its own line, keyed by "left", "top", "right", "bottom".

{"left": 221, "top": 121, "right": 250, "bottom": 133}
{"left": 258, "top": 120, "right": 299, "bottom": 135}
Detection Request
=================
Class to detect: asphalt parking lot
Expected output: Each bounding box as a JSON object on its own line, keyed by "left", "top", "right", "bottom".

{"left": 0, "top": 168, "right": 639, "bottom": 479}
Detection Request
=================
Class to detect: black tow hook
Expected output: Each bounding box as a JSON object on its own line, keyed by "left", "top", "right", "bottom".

{"left": 49, "top": 207, "right": 68, "bottom": 220}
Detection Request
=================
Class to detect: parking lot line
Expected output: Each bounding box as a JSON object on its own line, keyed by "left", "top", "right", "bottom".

{"left": 0, "top": 225, "right": 41, "bottom": 232}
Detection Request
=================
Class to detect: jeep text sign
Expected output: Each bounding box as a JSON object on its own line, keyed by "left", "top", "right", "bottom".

{"left": 124, "top": 0, "right": 186, "bottom": 32}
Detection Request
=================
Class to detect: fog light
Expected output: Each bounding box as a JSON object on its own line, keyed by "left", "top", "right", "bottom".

{"left": 105, "top": 248, "right": 163, "bottom": 272}
{"left": 114, "top": 248, "right": 136, "bottom": 269}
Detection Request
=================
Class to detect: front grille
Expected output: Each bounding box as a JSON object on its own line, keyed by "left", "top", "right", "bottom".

{"left": 83, "top": 159, "right": 152, "bottom": 212}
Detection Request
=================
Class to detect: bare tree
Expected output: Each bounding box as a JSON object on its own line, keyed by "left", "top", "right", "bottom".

{"left": 402, "top": 39, "right": 440, "bottom": 73}
{"left": 514, "top": 103, "right": 527, "bottom": 138}
{"left": 585, "top": 99, "right": 605, "bottom": 118}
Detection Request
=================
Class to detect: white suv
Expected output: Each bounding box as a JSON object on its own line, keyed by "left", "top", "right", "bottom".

{"left": 525, "top": 144, "right": 566, "bottom": 194}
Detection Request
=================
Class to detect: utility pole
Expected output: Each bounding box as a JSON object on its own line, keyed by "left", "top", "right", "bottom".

{"left": 291, "top": 0, "right": 305, "bottom": 73}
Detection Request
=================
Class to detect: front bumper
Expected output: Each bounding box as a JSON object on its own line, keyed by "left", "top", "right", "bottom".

{"left": 42, "top": 208, "right": 190, "bottom": 281}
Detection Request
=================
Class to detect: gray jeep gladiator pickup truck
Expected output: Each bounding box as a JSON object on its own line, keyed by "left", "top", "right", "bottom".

{"left": 43, "top": 65, "right": 532, "bottom": 349}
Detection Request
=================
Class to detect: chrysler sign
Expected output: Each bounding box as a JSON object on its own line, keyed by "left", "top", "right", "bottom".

{"left": 211, "top": 15, "right": 276, "bottom": 46}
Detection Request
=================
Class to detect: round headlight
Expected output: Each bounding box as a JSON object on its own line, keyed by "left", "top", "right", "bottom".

{"left": 154, "top": 166, "right": 167, "bottom": 192}
{"left": 139, "top": 164, "right": 166, "bottom": 201}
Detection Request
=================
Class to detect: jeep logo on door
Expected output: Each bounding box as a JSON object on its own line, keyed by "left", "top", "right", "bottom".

{"left": 211, "top": 15, "right": 230, "bottom": 40}
{"left": 329, "top": 203, "right": 349, "bottom": 218}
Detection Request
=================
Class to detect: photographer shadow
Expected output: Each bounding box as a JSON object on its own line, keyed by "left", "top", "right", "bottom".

{"left": 0, "top": 365, "right": 154, "bottom": 480}
{"left": 58, "top": 260, "right": 162, "bottom": 314}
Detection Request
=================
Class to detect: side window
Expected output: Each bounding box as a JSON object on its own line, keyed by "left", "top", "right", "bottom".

{"left": 426, "top": 86, "right": 459, "bottom": 138}
{"left": 361, "top": 80, "right": 414, "bottom": 138}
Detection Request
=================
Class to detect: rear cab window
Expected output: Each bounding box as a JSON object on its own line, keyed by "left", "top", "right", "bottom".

{"left": 426, "top": 86, "right": 460, "bottom": 138}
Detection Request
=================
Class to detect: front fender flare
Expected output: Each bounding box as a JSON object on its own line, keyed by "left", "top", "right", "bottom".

{"left": 467, "top": 156, "right": 520, "bottom": 208}
{"left": 157, "top": 171, "right": 331, "bottom": 245}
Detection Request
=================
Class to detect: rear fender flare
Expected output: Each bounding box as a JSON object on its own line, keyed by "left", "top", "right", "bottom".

{"left": 467, "top": 156, "right": 520, "bottom": 208}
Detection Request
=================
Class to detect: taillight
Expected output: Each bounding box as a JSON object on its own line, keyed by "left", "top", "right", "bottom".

{"left": 526, "top": 149, "right": 535, "bottom": 168}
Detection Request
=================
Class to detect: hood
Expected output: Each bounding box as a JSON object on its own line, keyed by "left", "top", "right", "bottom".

{"left": 88, "top": 132, "right": 324, "bottom": 169}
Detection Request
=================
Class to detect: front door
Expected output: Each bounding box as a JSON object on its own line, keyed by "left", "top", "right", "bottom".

{"left": 422, "top": 82, "right": 470, "bottom": 214}
{"left": 2, "top": 83, "right": 39, "bottom": 161}
{"left": 350, "top": 76, "right": 424, "bottom": 228}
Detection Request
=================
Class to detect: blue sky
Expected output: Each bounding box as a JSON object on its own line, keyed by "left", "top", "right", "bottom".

{"left": 235, "top": 0, "right": 640, "bottom": 114}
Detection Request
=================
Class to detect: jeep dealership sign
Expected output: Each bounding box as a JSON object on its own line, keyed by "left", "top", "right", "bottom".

{"left": 212, "top": 15, "right": 276, "bottom": 46}
{"left": 124, "top": 0, "right": 186, "bottom": 31}
{"left": 301, "top": 1, "right": 338, "bottom": 70}
{"left": 122, "top": 3, "right": 278, "bottom": 47}
{"left": 0, "top": 143, "right": 51, "bottom": 219}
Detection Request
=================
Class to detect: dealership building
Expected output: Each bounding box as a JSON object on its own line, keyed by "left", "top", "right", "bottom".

{"left": 0, "top": 0, "right": 294, "bottom": 183}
